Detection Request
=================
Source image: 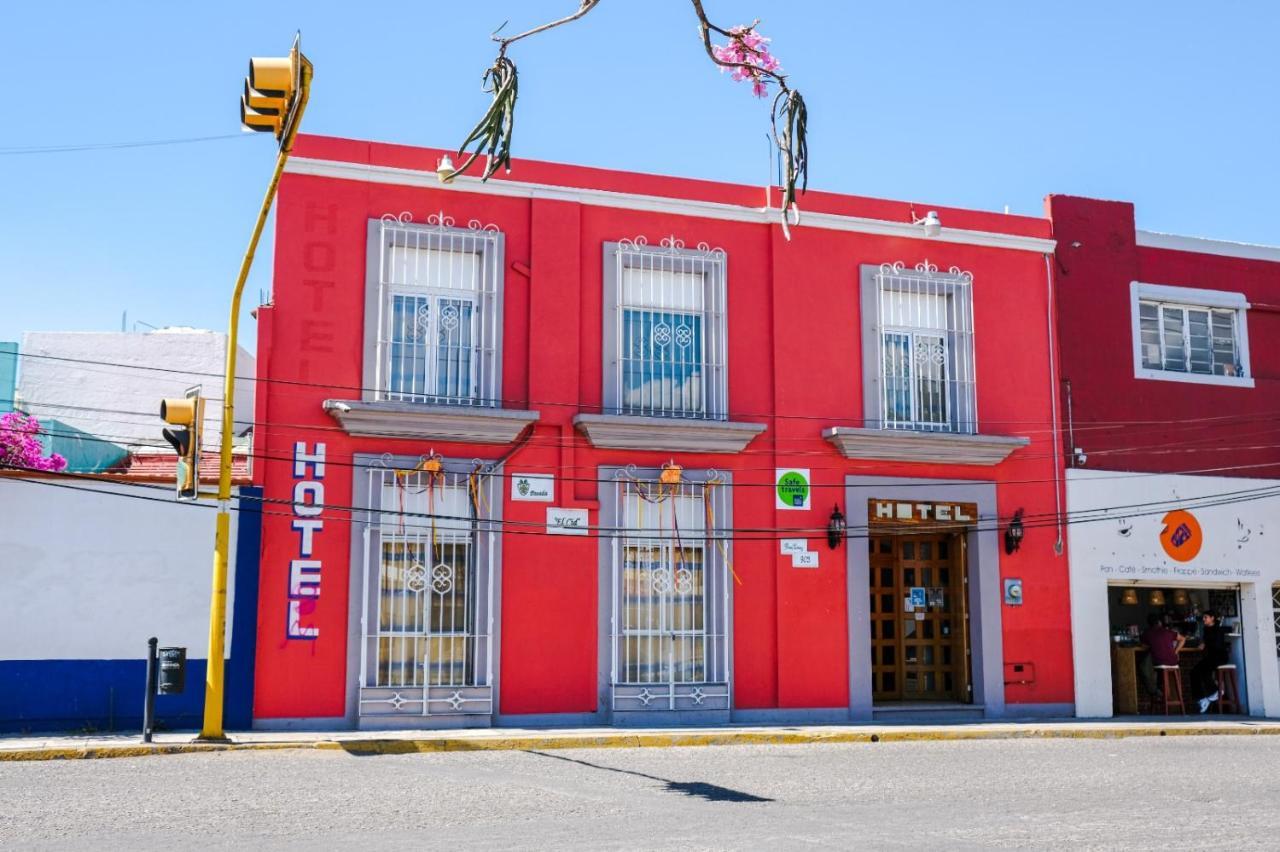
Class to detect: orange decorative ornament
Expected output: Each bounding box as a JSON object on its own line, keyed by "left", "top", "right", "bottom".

{"left": 1160, "top": 510, "right": 1202, "bottom": 562}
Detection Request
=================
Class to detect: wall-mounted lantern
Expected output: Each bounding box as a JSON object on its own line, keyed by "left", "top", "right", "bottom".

{"left": 1004, "top": 509, "right": 1025, "bottom": 555}
{"left": 827, "top": 504, "right": 847, "bottom": 550}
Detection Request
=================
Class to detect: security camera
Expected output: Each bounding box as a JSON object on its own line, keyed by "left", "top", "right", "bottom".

{"left": 1072, "top": 448, "right": 1087, "bottom": 467}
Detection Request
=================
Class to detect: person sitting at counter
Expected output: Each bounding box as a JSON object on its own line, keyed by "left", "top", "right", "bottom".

{"left": 1139, "top": 613, "right": 1185, "bottom": 700}
{"left": 1193, "top": 609, "right": 1231, "bottom": 713}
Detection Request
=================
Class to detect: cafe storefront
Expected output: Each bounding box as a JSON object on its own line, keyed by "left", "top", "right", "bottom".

{"left": 1067, "top": 469, "right": 1280, "bottom": 718}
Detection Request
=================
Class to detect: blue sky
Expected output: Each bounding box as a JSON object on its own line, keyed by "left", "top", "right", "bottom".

{"left": 3, "top": 2, "right": 1278, "bottom": 348}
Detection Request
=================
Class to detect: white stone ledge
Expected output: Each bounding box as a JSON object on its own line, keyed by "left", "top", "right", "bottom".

{"left": 823, "top": 426, "right": 1028, "bottom": 466}
{"left": 324, "top": 399, "right": 538, "bottom": 444}
{"left": 574, "top": 413, "right": 766, "bottom": 453}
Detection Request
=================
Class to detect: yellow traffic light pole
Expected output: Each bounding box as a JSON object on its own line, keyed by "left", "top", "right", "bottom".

{"left": 199, "top": 45, "right": 312, "bottom": 741}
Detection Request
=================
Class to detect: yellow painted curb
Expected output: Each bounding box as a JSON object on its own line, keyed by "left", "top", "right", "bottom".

{"left": 2, "top": 724, "right": 1278, "bottom": 762}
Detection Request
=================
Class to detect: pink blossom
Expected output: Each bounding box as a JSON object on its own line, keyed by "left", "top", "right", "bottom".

{"left": 711, "top": 24, "right": 782, "bottom": 98}
{"left": 0, "top": 411, "right": 68, "bottom": 472}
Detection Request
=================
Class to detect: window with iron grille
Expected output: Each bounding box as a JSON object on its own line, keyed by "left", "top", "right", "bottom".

{"left": 1273, "top": 584, "right": 1280, "bottom": 657}
{"left": 863, "top": 261, "right": 976, "bottom": 434}
{"left": 603, "top": 237, "right": 727, "bottom": 421}
{"left": 372, "top": 212, "right": 502, "bottom": 406}
{"left": 1138, "top": 301, "right": 1243, "bottom": 377}
{"left": 608, "top": 468, "right": 732, "bottom": 712}
{"left": 356, "top": 456, "right": 498, "bottom": 718}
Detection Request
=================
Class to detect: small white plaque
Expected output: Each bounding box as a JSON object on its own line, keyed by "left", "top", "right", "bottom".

{"left": 547, "top": 507, "right": 588, "bottom": 536}
{"left": 780, "top": 539, "right": 809, "bottom": 556}
{"left": 511, "top": 473, "right": 554, "bottom": 502}
{"left": 791, "top": 551, "right": 820, "bottom": 568}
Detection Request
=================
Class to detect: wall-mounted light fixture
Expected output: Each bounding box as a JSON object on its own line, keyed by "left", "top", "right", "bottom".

{"left": 827, "top": 504, "right": 847, "bottom": 550}
{"left": 913, "top": 210, "right": 942, "bottom": 238}
{"left": 1004, "top": 509, "right": 1025, "bottom": 555}
{"left": 436, "top": 154, "right": 457, "bottom": 183}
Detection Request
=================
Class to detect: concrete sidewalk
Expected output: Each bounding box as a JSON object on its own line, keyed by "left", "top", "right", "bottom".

{"left": 4, "top": 718, "right": 1280, "bottom": 761}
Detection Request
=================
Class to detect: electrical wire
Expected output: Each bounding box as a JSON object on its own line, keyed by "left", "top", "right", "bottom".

{"left": 5, "top": 464, "right": 1280, "bottom": 541}
{"left": 0, "top": 133, "right": 251, "bottom": 156}
{"left": 12, "top": 417, "right": 1280, "bottom": 493}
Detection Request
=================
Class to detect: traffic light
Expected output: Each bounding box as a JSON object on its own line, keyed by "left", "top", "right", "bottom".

{"left": 240, "top": 37, "right": 306, "bottom": 143}
{"left": 160, "top": 388, "right": 204, "bottom": 501}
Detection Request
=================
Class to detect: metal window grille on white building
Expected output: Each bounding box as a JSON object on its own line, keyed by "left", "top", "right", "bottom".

{"left": 1138, "top": 300, "right": 1244, "bottom": 377}
{"left": 612, "top": 237, "right": 727, "bottom": 420}
{"left": 358, "top": 456, "right": 498, "bottom": 718}
{"left": 874, "top": 261, "right": 976, "bottom": 434}
{"left": 375, "top": 212, "right": 501, "bottom": 406}
{"left": 609, "top": 467, "right": 731, "bottom": 712}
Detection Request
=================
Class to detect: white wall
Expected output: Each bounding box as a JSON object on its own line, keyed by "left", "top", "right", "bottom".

{"left": 17, "top": 329, "right": 255, "bottom": 451}
{"left": 0, "top": 477, "right": 239, "bottom": 660}
{"left": 1067, "top": 469, "right": 1280, "bottom": 718}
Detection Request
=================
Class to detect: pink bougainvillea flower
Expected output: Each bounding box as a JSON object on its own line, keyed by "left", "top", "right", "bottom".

{"left": 0, "top": 411, "right": 68, "bottom": 472}
{"left": 711, "top": 24, "right": 782, "bottom": 98}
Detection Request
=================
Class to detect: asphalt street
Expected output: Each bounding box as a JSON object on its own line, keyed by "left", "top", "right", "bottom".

{"left": 2, "top": 736, "right": 1278, "bottom": 850}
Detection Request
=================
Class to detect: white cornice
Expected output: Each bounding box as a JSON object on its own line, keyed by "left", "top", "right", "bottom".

{"left": 286, "top": 157, "right": 1057, "bottom": 255}
{"left": 1136, "top": 230, "right": 1280, "bottom": 263}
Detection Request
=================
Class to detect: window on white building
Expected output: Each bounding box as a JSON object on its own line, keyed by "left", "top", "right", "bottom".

{"left": 863, "top": 261, "right": 976, "bottom": 434}
{"left": 373, "top": 213, "right": 502, "bottom": 406}
{"left": 603, "top": 238, "right": 727, "bottom": 421}
{"left": 1130, "top": 282, "right": 1252, "bottom": 387}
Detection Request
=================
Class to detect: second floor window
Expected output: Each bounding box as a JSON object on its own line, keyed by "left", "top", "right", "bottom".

{"left": 605, "top": 237, "right": 727, "bottom": 421}
{"left": 872, "top": 262, "right": 976, "bottom": 434}
{"left": 1138, "top": 300, "right": 1243, "bottom": 377}
{"left": 375, "top": 213, "right": 502, "bottom": 406}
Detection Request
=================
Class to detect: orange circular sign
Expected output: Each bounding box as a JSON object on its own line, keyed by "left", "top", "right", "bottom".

{"left": 1160, "top": 510, "right": 1203, "bottom": 562}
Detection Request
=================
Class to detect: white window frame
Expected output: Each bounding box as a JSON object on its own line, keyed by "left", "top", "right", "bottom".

{"left": 1129, "top": 281, "right": 1253, "bottom": 388}
{"left": 860, "top": 261, "right": 977, "bottom": 435}
{"left": 604, "top": 466, "right": 733, "bottom": 714}
{"left": 353, "top": 453, "right": 500, "bottom": 719}
{"left": 602, "top": 236, "right": 728, "bottom": 421}
{"left": 364, "top": 212, "right": 504, "bottom": 407}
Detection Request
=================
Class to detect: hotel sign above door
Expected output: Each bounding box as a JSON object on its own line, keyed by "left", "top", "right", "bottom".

{"left": 869, "top": 499, "right": 977, "bottom": 526}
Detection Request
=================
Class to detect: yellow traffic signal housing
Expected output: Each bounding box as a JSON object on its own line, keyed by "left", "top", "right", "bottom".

{"left": 241, "top": 51, "right": 299, "bottom": 141}
{"left": 160, "top": 389, "right": 204, "bottom": 501}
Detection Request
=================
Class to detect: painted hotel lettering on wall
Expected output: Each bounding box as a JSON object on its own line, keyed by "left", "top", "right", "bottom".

{"left": 868, "top": 499, "right": 978, "bottom": 525}
{"left": 288, "top": 441, "right": 326, "bottom": 639}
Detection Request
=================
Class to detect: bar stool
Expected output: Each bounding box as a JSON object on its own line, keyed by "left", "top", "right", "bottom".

{"left": 1214, "top": 665, "right": 1241, "bottom": 714}
{"left": 1155, "top": 665, "right": 1185, "bottom": 715}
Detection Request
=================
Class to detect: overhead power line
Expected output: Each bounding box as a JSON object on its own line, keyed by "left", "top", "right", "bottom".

{"left": 4, "top": 465, "right": 1280, "bottom": 541}
{"left": 0, "top": 133, "right": 252, "bottom": 156}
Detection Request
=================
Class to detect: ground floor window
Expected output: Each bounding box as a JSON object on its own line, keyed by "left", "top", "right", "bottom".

{"left": 1273, "top": 584, "right": 1280, "bottom": 657}
{"left": 357, "top": 456, "right": 497, "bottom": 717}
{"left": 610, "top": 466, "right": 731, "bottom": 712}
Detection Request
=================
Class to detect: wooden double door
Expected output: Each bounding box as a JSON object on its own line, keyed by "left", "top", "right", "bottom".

{"left": 869, "top": 531, "right": 970, "bottom": 703}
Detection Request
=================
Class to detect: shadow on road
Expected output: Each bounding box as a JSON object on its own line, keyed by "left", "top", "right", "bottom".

{"left": 524, "top": 749, "right": 773, "bottom": 803}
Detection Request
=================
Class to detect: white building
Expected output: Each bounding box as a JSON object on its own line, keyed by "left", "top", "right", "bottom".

{"left": 1068, "top": 469, "right": 1280, "bottom": 718}
{"left": 17, "top": 329, "right": 254, "bottom": 454}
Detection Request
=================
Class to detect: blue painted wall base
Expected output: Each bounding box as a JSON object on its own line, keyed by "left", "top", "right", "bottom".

{"left": 0, "top": 487, "right": 262, "bottom": 735}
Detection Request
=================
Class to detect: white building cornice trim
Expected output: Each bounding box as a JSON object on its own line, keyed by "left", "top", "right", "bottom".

{"left": 1136, "top": 230, "right": 1280, "bottom": 263}
{"left": 286, "top": 157, "right": 1057, "bottom": 255}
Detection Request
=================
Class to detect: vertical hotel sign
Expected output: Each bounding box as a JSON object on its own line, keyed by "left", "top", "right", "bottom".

{"left": 288, "top": 441, "right": 326, "bottom": 639}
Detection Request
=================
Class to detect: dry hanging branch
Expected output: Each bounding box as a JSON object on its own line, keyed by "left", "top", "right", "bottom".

{"left": 448, "top": 0, "right": 809, "bottom": 231}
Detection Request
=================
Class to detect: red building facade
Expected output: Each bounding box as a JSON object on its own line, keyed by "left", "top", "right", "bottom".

{"left": 251, "top": 134, "right": 1073, "bottom": 728}
{"left": 1049, "top": 196, "right": 1280, "bottom": 718}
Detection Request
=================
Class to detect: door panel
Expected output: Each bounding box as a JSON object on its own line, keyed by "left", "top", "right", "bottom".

{"left": 869, "top": 532, "right": 969, "bottom": 703}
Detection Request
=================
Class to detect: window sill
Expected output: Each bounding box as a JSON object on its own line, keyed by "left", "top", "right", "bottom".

{"left": 822, "top": 426, "right": 1028, "bottom": 466}
{"left": 1133, "top": 368, "right": 1254, "bottom": 388}
{"left": 324, "top": 399, "right": 539, "bottom": 444}
{"left": 574, "top": 413, "right": 765, "bottom": 453}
